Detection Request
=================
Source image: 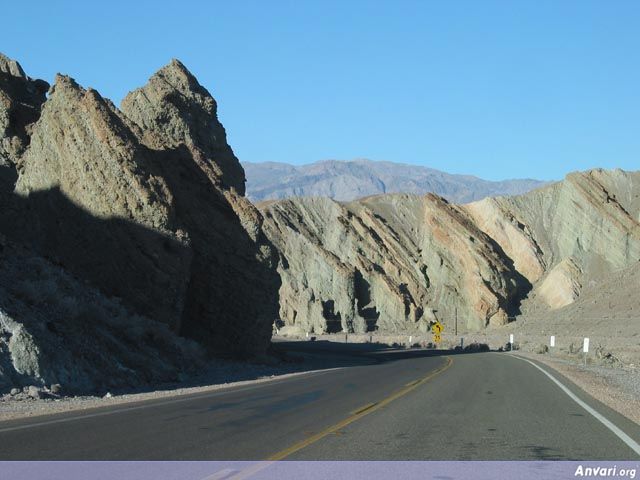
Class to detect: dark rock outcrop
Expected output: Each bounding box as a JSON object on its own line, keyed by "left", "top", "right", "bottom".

{"left": 0, "top": 53, "right": 48, "bottom": 168}
{"left": 1, "top": 53, "right": 280, "bottom": 369}
{"left": 120, "top": 59, "right": 280, "bottom": 354}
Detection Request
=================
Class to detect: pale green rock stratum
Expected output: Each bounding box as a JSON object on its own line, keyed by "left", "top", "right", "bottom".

{"left": 261, "top": 169, "right": 640, "bottom": 334}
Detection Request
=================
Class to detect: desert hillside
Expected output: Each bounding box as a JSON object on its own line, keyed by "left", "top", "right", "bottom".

{"left": 261, "top": 168, "right": 640, "bottom": 335}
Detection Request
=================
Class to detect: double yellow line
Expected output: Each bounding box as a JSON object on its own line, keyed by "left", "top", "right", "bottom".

{"left": 266, "top": 355, "right": 453, "bottom": 461}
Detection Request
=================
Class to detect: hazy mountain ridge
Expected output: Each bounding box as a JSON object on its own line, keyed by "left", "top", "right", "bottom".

{"left": 244, "top": 159, "right": 550, "bottom": 203}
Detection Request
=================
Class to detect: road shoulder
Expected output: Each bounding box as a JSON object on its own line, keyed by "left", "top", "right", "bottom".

{"left": 512, "top": 351, "right": 640, "bottom": 427}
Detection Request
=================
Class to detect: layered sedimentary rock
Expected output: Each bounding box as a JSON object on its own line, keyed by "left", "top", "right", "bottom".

{"left": 467, "top": 169, "right": 640, "bottom": 313}
{"left": 1, "top": 53, "right": 279, "bottom": 368}
{"left": 535, "top": 257, "right": 582, "bottom": 309}
{"left": 261, "top": 194, "right": 527, "bottom": 333}
{"left": 262, "top": 169, "right": 640, "bottom": 333}
{"left": 121, "top": 59, "right": 246, "bottom": 195}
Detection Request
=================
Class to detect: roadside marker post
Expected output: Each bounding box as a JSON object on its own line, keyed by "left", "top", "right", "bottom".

{"left": 583, "top": 337, "right": 589, "bottom": 365}
{"left": 509, "top": 334, "right": 514, "bottom": 351}
{"left": 454, "top": 307, "right": 458, "bottom": 336}
{"left": 550, "top": 335, "right": 555, "bottom": 348}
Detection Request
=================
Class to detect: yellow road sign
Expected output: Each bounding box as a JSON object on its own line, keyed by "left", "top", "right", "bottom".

{"left": 433, "top": 333, "right": 442, "bottom": 343}
{"left": 432, "top": 321, "right": 444, "bottom": 334}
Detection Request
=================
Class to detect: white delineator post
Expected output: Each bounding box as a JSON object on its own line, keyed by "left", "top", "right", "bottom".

{"left": 550, "top": 335, "right": 555, "bottom": 348}
{"left": 583, "top": 337, "right": 590, "bottom": 365}
{"left": 509, "top": 334, "right": 514, "bottom": 351}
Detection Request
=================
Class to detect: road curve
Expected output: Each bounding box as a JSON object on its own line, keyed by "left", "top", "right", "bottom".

{"left": 0, "top": 346, "right": 638, "bottom": 460}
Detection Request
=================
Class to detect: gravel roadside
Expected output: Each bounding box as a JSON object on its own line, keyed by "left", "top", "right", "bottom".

{"left": 513, "top": 351, "right": 640, "bottom": 426}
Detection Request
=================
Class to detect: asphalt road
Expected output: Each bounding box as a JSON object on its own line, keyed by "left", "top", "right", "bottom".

{"left": 0, "top": 345, "right": 638, "bottom": 460}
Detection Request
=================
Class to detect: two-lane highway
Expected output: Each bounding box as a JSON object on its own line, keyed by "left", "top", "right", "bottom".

{"left": 0, "top": 345, "right": 638, "bottom": 460}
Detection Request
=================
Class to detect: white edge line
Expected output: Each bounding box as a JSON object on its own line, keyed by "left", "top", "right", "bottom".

{"left": 0, "top": 367, "right": 344, "bottom": 434}
{"left": 510, "top": 354, "right": 640, "bottom": 457}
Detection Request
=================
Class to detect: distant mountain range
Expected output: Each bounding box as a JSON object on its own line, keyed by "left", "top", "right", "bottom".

{"left": 243, "top": 159, "right": 550, "bottom": 203}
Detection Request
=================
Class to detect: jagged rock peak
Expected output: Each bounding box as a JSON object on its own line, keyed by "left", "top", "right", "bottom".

{"left": 15, "top": 69, "right": 173, "bottom": 230}
{"left": 157, "top": 58, "right": 203, "bottom": 89}
{"left": 0, "top": 52, "right": 26, "bottom": 78}
{"left": 0, "top": 53, "right": 49, "bottom": 168}
{"left": 51, "top": 73, "right": 81, "bottom": 91}
{"left": 121, "top": 59, "right": 246, "bottom": 195}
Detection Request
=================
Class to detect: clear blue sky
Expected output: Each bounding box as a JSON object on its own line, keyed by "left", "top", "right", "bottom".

{"left": 2, "top": 0, "right": 639, "bottom": 181}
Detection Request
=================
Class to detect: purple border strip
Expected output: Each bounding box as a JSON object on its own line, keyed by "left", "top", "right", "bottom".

{"left": 0, "top": 461, "right": 639, "bottom": 480}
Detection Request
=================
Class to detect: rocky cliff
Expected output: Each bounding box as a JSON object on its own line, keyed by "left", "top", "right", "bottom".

{"left": 0, "top": 53, "right": 279, "bottom": 392}
{"left": 465, "top": 168, "right": 640, "bottom": 315}
{"left": 0, "top": 53, "right": 48, "bottom": 168}
{"left": 262, "top": 169, "right": 640, "bottom": 334}
{"left": 261, "top": 193, "right": 528, "bottom": 334}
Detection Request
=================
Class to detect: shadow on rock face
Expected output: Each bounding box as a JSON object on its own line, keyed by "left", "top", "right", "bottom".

{"left": 0, "top": 169, "right": 281, "bottom": 359}
{"left": 141, "top": 143, "right": 282, "bottom": 357}
{"left": 1, "top": 186, "right": 192, "bottom": 331}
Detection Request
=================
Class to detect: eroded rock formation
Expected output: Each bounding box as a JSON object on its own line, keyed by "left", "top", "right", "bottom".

{"left": 261, "top": 193, "right": 528, "bottom": 334}
{"left": 467, "top": 168, "right": 640, "bottom": 315}
{"left": 262, "top": 169, "right": 640, "bottom": 334}
{"left": 0, "top": 53, "right": 48, "bottom": 168}
{"left": 0, "top": 51, "right": 637, "bottom": 393}
{"left": 0, "top": 53, "right": 280, "bottom": 394}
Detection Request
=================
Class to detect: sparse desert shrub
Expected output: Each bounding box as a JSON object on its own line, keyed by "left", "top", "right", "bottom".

{"left": 535, "top": 344, "right": 549, "bottom": 354}
{"left": 567, "top": 342, "right": 579, "bottom": 355}
{"left": 463, "top": 342, "right": 490, "bottom": 353}
{"left": 595, "top": 345, "right": 620, "bottom": 366}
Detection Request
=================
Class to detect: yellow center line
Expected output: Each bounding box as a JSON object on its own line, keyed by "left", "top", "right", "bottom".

{"left": 350, "top": 402, "right": 377, "bottom": 415}
{"left": 265, "top": 356, "right": 453, "bottom": 461}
